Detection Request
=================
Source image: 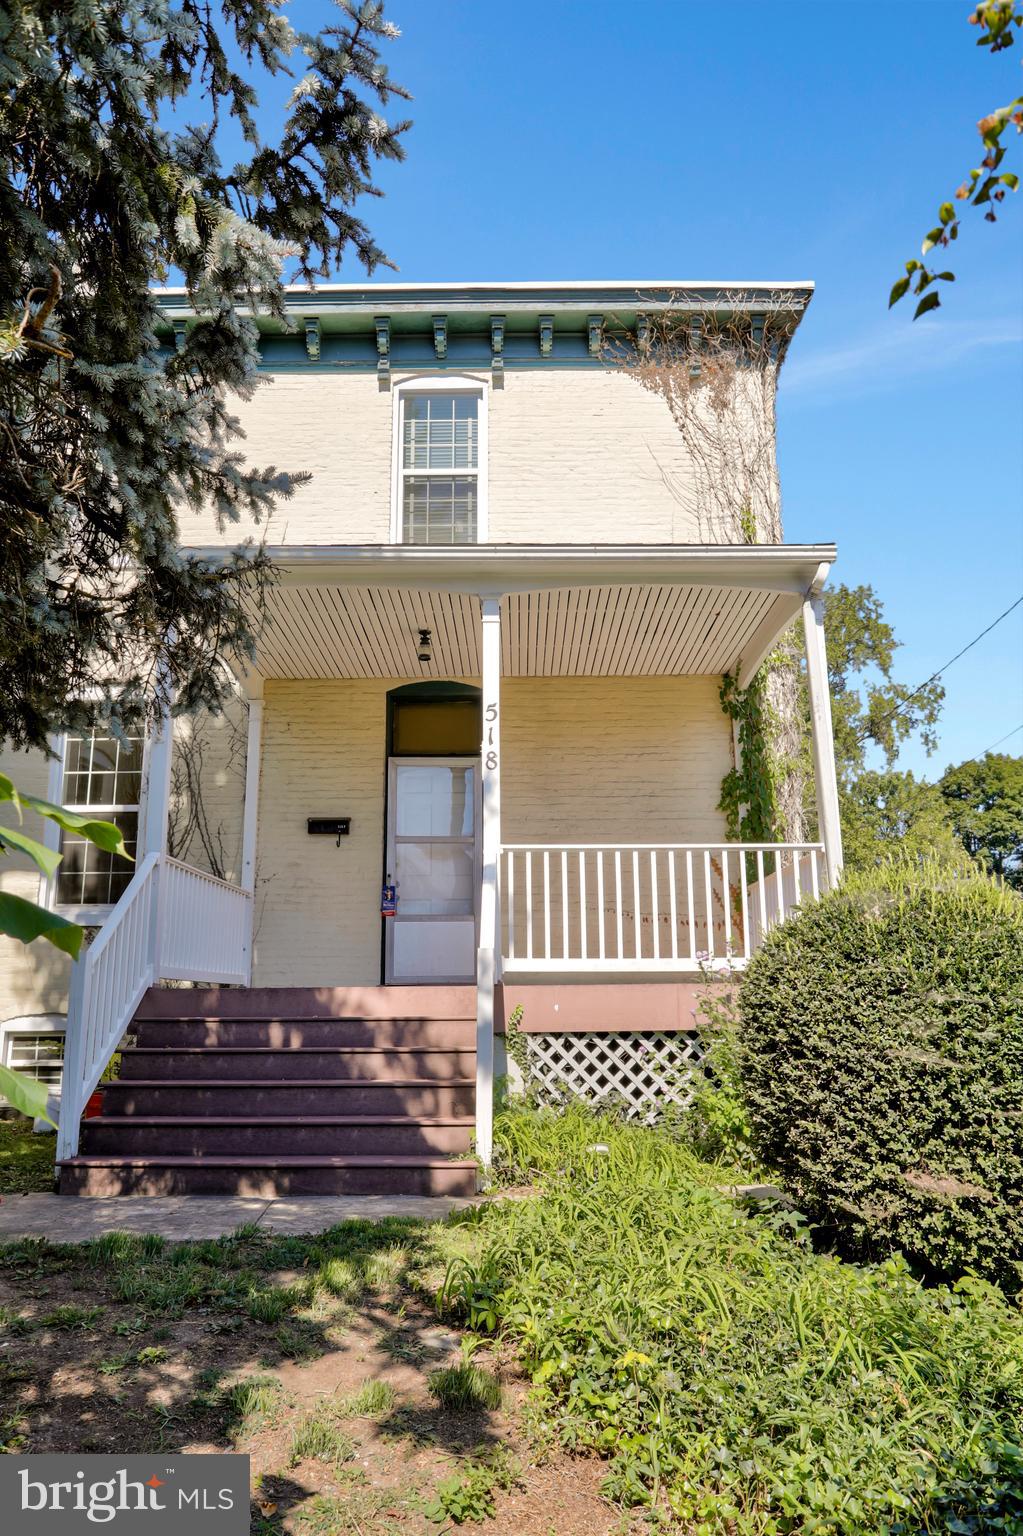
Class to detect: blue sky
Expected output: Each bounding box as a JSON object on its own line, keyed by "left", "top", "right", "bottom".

{"left": 246, "top": 0, "right": 1023, "bottom": 777}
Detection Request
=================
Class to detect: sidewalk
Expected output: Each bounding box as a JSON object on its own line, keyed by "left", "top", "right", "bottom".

{"left": 0, "top": 1191, "right": 475, "bottom": 1242}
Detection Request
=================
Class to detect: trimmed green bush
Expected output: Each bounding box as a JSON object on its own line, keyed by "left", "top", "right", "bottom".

{"left": 739, "top": 858, "right": 1023, "bottom": 1285}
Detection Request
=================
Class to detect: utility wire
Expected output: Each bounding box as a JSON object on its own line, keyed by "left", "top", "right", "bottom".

{"left": 977, "top": 721, "right": 1023, "bottom": 756}
{"left": 854, "top": 593, "right": 1023, "bottom": 744}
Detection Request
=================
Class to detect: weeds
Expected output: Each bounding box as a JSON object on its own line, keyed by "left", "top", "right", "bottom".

{"left": 423, "top": 1448, "right": 519, "bottom": 1525}
{"left": 427, "top": 1363, "right": 502, "bottom": 1413}
{"left": 338, "top": 1378, "right": 396, "bottom": 1417}
{"left": 443, "top": 1104, "right": 1023, "bottom": 1533}
{"left": 220, "top": 1375, "right": 285, "bottom": 1438}
{"left": 289, "top": 1403, "right": 355, "bottom": 1469}
{"left": 40, "top": 1304, "right": 102, "bottom": 1330}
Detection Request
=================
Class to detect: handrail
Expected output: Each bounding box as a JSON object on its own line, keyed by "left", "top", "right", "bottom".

{"left": 499, "top": 841, "right": 826, "bottom": 974}
{"left": 501, "top": 841, "right": 826, "bottom": 852}
{"left": 56, "top": 854, "right": 253, "bottom": 1162}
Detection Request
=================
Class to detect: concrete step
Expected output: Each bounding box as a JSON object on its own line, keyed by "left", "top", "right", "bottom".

{"left": 79, "top": 1116, "right": 475, "bottom": 1157}
{"left": 117, "top": 1047, "right": 476, "bottom": 1082}
{"left": 134, "top": 1017, "right": 477, "bottom": 1050}
{"left": 101, "top": 1079, "right": 476, "bottom": 1117}
{"left": 58, "top": 1155, "right": 478, "bottom": 1198}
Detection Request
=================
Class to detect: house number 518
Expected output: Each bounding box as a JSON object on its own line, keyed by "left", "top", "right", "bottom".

{"left": 484, "top": 702, "right": 498, "bottom": 771}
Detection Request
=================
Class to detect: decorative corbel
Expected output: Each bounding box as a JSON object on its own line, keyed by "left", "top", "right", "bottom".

{"left": 587, "top": 313, "right": 604, "bottom": 357}
{"left": 538, "top": 315, "right": 554, "bottom": 357}
{"left": 173, "top": 319, "right": 187, "bottom": 353}
{"left": 751, "top": 313, "right": 765, "bottom": 350}
{"left": 635, "top": 313, "right": 650, "bottom": 351}
{"left": 375, "top": 315, "right": 390, "bottom": 384}
{"left": 490, "top": 314, "right": 505, "bottom": 384}
{"left": 304, "top": 315, "right": 321, "bottom": 361}
{"left": 432, "top": 315, "right": 447, "bottom": 360}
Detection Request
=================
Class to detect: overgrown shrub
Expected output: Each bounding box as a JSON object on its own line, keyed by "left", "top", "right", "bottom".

{"left": 443, "top": 1106, "right": 1023, "bottom": 1532}
{"left": 739, "top": 858, "right": 1023, "bottom": 1286}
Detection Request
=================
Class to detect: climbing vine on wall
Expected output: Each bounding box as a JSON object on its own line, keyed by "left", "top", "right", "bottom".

{"left": 718, "top": 670, "right": 777, "bottom": 843}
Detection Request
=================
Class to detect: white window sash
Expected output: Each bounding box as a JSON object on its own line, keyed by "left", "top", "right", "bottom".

{"left": 390, "top": 376, "right": 489, "bottom": 544}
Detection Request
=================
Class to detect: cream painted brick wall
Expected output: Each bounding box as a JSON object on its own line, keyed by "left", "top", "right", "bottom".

{"left": 0, "top": 743, "right": 72, "bottom": 1020}
{"left": 251, "top": 675, "right": 731, "bottom": 986}
{"left": 183, "top": 366, "right": 704, "bottom": 549}
{"left": 489, "top": 372, "right": 696, "bottom": 542}
{"left": 182, "top": 373, "right": 394, "bottom": 547}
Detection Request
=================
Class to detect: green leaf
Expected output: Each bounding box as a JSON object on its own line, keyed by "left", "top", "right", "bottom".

{"left": 939, "top": 201, "right": 955, "bottom": 224}
{"left": 19, "top": 795, "right": 131, "bottom": 860}
{"left": 0, "top": 1063, "right": 56, "bottom": 1125}
{"left": 921, "top": 229, "right": 943, "bottom": 254}
{"left": 1000, "top": 171, "right": 1020, "bottom": 189}
{"left": 0, "top": 891, "right": 83, "bottom": 958}
{"left": 0, "top": 825, "right": 62, "bottom": 877}
{"left": 888, "top": 276, "right": 911, "bottom": 308}
{"left": 913, "top": 290, "right": 942, "bottom": 320}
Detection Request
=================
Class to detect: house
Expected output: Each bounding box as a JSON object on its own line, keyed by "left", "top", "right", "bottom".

{"left": 0, "top": 280, "right": 843, "bottom": 1196}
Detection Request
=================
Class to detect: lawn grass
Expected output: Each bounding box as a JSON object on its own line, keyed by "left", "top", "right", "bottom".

{"left": 0, "top": 1114, "right": 55, "bottom": 1193}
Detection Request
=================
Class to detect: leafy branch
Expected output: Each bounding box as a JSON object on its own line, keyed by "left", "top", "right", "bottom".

{"left": 891, "top": 1, "right": 1022, "bottom": 319}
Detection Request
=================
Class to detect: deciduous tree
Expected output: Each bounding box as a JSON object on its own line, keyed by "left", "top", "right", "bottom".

{"left": 940, "top": 752, "right": 1023, "bottom": 885}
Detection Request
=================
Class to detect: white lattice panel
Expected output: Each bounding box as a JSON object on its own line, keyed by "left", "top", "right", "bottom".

{"left": 521, "top": 1030, "right": 705, "bottom": 1121}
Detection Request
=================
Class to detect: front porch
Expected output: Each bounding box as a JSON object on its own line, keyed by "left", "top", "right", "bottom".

{"left": 56, "top": 543, "right": 843, "bottom": 1185}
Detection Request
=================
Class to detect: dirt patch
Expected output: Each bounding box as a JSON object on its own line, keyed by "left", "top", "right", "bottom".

{"left": 0, "top": 1220, "right": 636, "bottom": 1535}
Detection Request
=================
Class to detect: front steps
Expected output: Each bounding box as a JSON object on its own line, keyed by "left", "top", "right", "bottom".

{"left": 58, "top": 986, "right": 478, "bottom": 1197}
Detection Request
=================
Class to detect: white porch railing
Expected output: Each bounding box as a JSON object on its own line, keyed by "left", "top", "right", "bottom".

{"left": 56, "top": 853, "right": 252, "bottom": 1161}
{"left": 500, "top": 843, "right": 826, "bottom": 972}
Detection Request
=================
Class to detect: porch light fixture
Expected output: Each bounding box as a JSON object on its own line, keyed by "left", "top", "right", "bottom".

{"left": 417, "top": 627, "right": 433, "bottom": 665}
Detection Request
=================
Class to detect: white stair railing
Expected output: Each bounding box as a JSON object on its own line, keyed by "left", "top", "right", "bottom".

{"left": 56, "top": 853, "right": 253, "bottom": 1162}
{"left": 500, "top": 842, "right": 826, "bottom": 973}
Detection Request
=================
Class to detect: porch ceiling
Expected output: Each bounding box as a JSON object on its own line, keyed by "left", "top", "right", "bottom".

{"left": 209, "top": 543, "right": 835, "bottom": 684}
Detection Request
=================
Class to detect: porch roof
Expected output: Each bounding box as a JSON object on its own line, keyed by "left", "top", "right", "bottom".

{"left": 195, "top": 542, "right": 835, "bottom": 687}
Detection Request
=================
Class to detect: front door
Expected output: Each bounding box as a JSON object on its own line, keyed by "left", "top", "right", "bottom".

{"left": 385, "top": 758, "right": 479, "bottom": 983}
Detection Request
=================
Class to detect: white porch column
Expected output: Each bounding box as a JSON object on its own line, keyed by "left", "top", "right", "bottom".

{"left": 802, "top": 591, "right": 844, "bottom": 888}
{"left": 476, "top": 594, "right": 503, "bottom": 1170}
{"left": 140, "top": 689, "right": 174, "bottom": 858}
{"left": 239, "top": 688, "right": 264, "bottom": 987}
{"left": 241, "top": 690, "right": 264, "bottom": 895}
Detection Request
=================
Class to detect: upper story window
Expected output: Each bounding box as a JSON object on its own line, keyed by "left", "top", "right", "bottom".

{"left": 395, "top": 385, "right": 486, "bottom": 544}
{"left": 54, "top": 729, "right": 142, "bottom": 906}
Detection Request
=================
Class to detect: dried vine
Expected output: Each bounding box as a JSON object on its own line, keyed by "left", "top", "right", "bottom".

{"left": 604, "top": 293, "right": 811, "bottom": 839}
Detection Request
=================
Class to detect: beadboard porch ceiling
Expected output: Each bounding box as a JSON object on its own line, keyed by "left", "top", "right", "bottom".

{"left": 216, "top": 543, "right": 837, "bottom": 684}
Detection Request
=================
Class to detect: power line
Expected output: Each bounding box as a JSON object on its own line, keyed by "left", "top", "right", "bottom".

{"left": 855, "top": 593, "right": 1023, "bottom": 744}
{"left": 977, "top": 721, "right": 1023, "bottom": 757}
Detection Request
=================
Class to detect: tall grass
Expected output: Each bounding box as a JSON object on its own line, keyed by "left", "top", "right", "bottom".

{"left": 444, "top": 1106, "right": 1023, "bottom": 1532}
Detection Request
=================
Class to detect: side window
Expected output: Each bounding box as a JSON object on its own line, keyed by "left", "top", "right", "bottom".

{"left": 399, "top": 392, "right": 481, "bottom": 544}
{"left": 55, "top": 729, "right": 142, "bottom": 906}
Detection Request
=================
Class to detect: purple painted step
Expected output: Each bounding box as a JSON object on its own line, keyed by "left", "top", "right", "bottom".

{"left": 58, "top": 1155, "right": 478, "bottom": 1198}
{"left": 134, "top": 1017, "right": 476, "bottom": 1050}
{"left": 60, "top": 986, "right": 479, "bottom": 1198}
{"left": 101, "top": 1078, "right": 476, "bottom": 1118}
{"left": 117, "top": 1046, "right": 477, "bottom": 1082}
{"left": 80, "top": 1116, "right": 474, "bottom": 1157}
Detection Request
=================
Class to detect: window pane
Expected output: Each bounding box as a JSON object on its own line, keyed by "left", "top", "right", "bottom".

{"left": 392, "top": 699, "right": 481, "bottom": 756}
{"left": 63, "top": 729, "right": 143, "bottom": 806}
{"left": 395, "top": 843, "right": 475, "bottom": 915}
{"left": 56, "top": 812, "right": 138, "bottom": 906}
{"left": 5, "top": 1033, "right": 65, "bottom": 1089}
{"left": 395, "top": 765, "right": 475, "bottom": 837}
{"left": 402, "top": 477, "right": 477, "bottom": 545}
{"left": 403, "top": 394, "right": 478, "bottom": 470}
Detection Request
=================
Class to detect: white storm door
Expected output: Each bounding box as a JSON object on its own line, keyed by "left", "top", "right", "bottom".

{"left": 385, "top": 758, "right": 479, "bottom": 983}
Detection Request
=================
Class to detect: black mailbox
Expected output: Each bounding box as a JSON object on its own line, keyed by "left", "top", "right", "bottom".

{"left": 308, "top": 818, "right": 351, "bottom": 845}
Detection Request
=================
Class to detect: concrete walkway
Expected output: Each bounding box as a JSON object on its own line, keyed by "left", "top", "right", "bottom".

{"left": 0, "top": 1191, "right": 475, "bottom": 1242}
